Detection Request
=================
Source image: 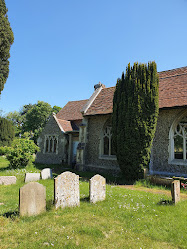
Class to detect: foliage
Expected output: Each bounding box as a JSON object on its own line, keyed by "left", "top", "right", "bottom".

{"left": 5, "top": 137, "right": 39, "bottom": 168}
{"left": 52, "top": 105, "right": 61, "bottom": 114}
{"left": 0, "top": 0, "right": 14, "bottom": 94}
{"left": 5, "top": 111, "right": 23, "bottom": 136}
{"left": 5, "top": 102, "right": 62, "bottom": 141}
{"left": 112, "top": 62, "right": 159, "bottom": 180}
{"left": 0, "top": 117, "right": 14, "bottom": 146}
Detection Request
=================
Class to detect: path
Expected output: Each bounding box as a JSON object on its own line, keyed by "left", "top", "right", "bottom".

{"left": 119, "top": 185, "right": 187, "bottom": 200}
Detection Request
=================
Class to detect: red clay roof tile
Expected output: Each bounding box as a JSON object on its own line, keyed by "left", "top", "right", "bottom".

{"left": 56, "top": 99, "right": 88, "bottom": 121}
{"left": 84, "top": 67, "right": 187, "bottom": 116}
{"left": 57, "top": 119, "right": 73, "bottom": 132}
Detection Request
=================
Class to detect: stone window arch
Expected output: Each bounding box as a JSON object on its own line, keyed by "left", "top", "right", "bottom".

{"left": 99, "top": 118, "right": 116, "bottom": 159}
{"left": 169, "top": 110, "right": 187, "bottom": 165}
{"left": 44, "top": 135, "right": 59, "bottom": 154}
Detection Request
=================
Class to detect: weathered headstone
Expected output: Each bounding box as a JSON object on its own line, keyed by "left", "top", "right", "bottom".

{"left": 19, "top": 182, "right": 46, "bottom": 216}
{"left": 41, "top": 168, "right": 53, "bottom": 180}
{"left": 54, "top": 171, "right": 80, "bottom": 209}
{"left": 25, "top": 173, "right": 40, "bottom": 183}
{"left": 0, "top": 176, "right": 17, "bottom": 185}
{"left": 89, "top": 174, "right": 106, "bottom": 203}
{"left": 171, "top": 180, "right": 180, "bottom": 204}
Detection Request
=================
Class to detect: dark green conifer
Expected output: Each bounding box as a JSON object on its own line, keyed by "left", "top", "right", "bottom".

{"left": 0, "top": 0, "right": 14, "bottom": 94}
{"left": 112, "top": 62, "right": 159, "bottom": 180}
{"left": 0, "top": 117, "right": 15, "bottom": 146}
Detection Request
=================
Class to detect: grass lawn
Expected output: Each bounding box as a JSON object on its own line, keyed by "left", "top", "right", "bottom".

{"left": 0, "top": 157, "right": 187, "bottom": 249}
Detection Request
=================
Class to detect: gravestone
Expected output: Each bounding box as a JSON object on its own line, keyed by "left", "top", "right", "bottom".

{"left": 41, "top": 168, "right": 53, "bottom": 180}
{"left": 89, "top": 174, "right": 106, "bottom": 203}
{"left": 25, "top": 173, "right": 40, "bottom": 183}
{"left": 54, "top": 171, "right": 80, "bottom": 209}
{"left": 171, "top": 180, "right": 180, "bottom": 204}
{"left": 0, "top": 176, "right": 17, "bottom": 185}
{"left": 19, "top": 182, "right": 46, "bottom": 216}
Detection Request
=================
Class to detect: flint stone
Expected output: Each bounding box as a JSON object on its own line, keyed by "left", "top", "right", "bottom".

{"left": 25, "top": 173, "right": 40, "bottom": 183}
{"left": 0, "top": 176, "right": 17, "bottom": 185}
{"left": 19, "top": 182, "right": 46, "bottom": 216}
{"left": 54, "top": 171, "right": 80, "bottom": 209}
{"left": 171, "top": 180, "right": 180, "bottom": 204}
{"left": 90, "top": 174, "right": 106, "bottom": 203}
{"left": 41, "top": 168, "right": 53, "bottom": 180}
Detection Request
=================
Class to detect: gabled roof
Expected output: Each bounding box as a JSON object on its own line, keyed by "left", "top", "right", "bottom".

{"left": 84, "top": 66, "right": 187, "bottom": 116}
{"left": 57, "top": 119, "right": 73, "bottom": 132}
{"left": 56, "top": 99, "right": 88, "bottom": 121}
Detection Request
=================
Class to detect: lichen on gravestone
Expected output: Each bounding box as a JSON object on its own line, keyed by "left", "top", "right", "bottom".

{"left": 54, "top": 171, "right": 80, "bottom": 209}
{"left": 89, "top": 174, "right": 106, "bottom": 203}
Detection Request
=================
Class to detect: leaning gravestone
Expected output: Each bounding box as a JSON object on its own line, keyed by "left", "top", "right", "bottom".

{"left": 19, "top": 182, "right": 46, "bottom": 216}
{"left": 54, "top": 171, "right": 80, "bottom": 209}
{"left": 171, "top": 180, "right": 180, "bottom": 204}
{"left": 41, "top": 168, "right": 53, "bottom": 180}
{"left": 0, "top": 176, "right": 16, "bottom": 185}
{"left": 25, "top": 173, "right": 40, "bottom": 183}
{"left": 89, "top": 174, "right": 106, "bottom": 203}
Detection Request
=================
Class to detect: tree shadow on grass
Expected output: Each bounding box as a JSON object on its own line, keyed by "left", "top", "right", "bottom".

{"left": 157, "top": 199, "right": 174, "bottom": 205}
{"left": 3, "top": 210, "right": 19, "bottom": 220}
{"left": 80, "top": 196, "right": 90, "bottom": 202}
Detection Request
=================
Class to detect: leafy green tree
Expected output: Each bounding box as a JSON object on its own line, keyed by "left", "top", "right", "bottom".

{"left": 5, "top": 111, "right": 23, "bottom": 136}
{"left": 0, "top": 0, "right": 14, "bottom": 94}
{"left": 0, "top": 117, "right": 14, "bottom": 146}
{"left": 5, "top": 137, "right": 39, "bottom": 168}
{"left": 23, "top": 101, "right": 53, "bottom": 142}
{"left": 112, "top": 62, "right": 159, "bottom": 180}
{"left": 52, "top": 105, "right": 62, "bottom": 114}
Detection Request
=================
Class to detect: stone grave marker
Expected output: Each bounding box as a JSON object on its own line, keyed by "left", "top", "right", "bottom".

{"left": 89, "top": 174, "right": 106, "bottom": 203}
{"left": 41, "top": 168, "right": 53, "bottom": 180}
{"left": 171, "top": 180, "right": 180, "bottom": 204}
{"left": 54, "top": 171, "right": 80, "bottom": 209}
{"left": 0, "top": 176, "right": 17, "bottom": 185}
{"left": 19, "top": 182, "right": 46, "bottom": 216}
{"left": 25, "top": 173, "right": 40, "bottom": 183}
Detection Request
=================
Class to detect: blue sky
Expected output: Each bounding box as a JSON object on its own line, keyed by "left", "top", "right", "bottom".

{"left": 1, "top": 0, "right": 187, "bottom": 115}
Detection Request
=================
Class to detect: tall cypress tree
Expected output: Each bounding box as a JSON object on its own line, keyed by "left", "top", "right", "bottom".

{"left": 0, "top": 117, "right": 15, "bottom": 146}
{"left": 0, "top": 0, "right": 14, "bottom": 94}
{"left": 112, "top": 62, "right": 159, "bottom": 180}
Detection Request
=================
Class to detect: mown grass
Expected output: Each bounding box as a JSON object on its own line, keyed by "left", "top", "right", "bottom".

{"left": 0, "top": 157, "right": 187, "bottom": 249}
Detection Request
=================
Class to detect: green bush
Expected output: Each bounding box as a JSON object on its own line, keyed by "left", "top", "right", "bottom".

{"left": 5, "top": 138, "right": 39, "bottom": 168}
{"left": 0, "top": 146, "right": 9, "bottom": 155}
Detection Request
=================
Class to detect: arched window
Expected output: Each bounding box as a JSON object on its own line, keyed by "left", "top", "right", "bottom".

{"left": 100, "top": 118, "right": 116, "bottom": 158}
{"left": 44, "top": 135, "right": 58, "bottom": 154}
{"left": 169, "top": 110, "right": 187, "bottom": 164}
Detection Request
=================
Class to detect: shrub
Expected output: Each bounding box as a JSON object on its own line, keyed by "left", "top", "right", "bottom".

{"left": 6, "top": 138, "right": 39, "bottom": 168}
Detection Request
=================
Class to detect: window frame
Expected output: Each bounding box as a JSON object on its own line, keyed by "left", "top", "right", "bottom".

{"left": 44, "top": 135, "right": 59, "bottom": 154}
{"left": 169, "top": 110, "right": 187, "bottom": 166}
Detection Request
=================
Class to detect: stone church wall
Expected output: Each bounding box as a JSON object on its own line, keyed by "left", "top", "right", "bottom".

{"left": 151, "top": 107, "right": 187, "bottom": 176}
{"left": 35, "top": 115, "right": 67, "bottom": 164}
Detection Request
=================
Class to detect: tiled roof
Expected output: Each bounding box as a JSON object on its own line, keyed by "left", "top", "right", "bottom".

{"left": 56, "top": 99, "right": 88, "bottom": 121}
{"left": 57, "top": 119, "right": 73, "bottom": 132}
{"left": 159, "top": 67, "right": 187, "bottom": 108}
{"left": 84, "top": 87, "right": 115, "bottom": 116}
{"left": 84, "top": 66, "right": 187, "bottom": 116}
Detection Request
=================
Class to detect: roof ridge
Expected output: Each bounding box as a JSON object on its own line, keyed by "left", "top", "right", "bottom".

{"left": 158, "top": 66, "right": 187, "bottom": 74}
{"left": 159, "top": 72, "right": 187, "bottom": 79}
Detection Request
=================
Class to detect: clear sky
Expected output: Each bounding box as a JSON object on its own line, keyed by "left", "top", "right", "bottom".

{"left": 1, "top": 0, "right": 187, "bottom": 115}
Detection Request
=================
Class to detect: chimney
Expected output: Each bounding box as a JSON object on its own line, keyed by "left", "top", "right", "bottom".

{"left": 94, "top": 82, "right": 105, "bottom": 90}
